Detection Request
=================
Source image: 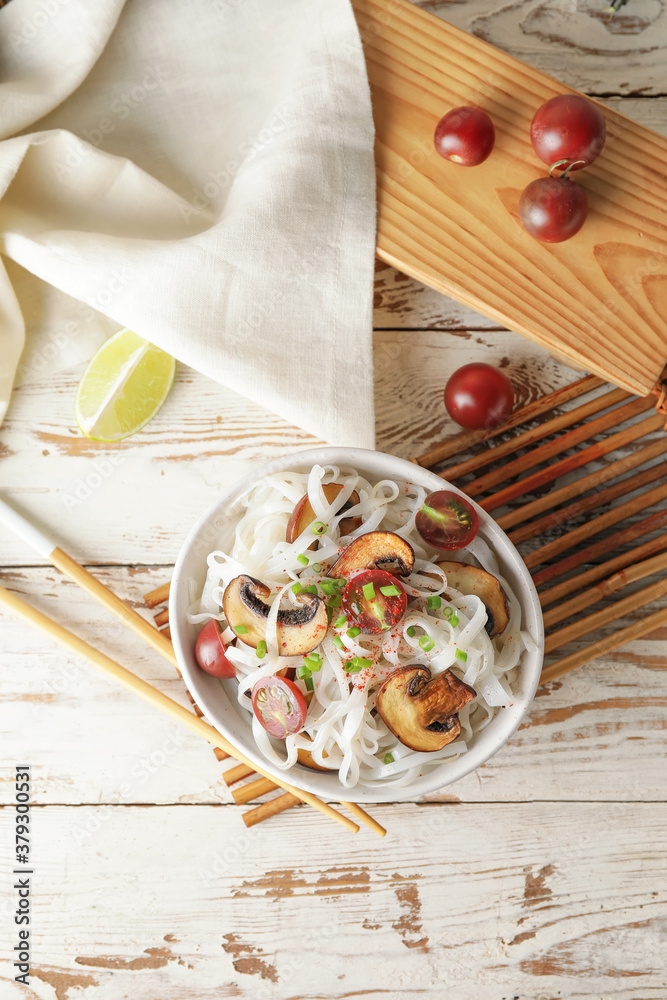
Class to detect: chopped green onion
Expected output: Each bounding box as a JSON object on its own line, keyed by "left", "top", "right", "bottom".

{"left": 335, "top": 579, "right": 347, "bottom": 588}
{"left": 443, "top": 607, "right": 453, "bottom": 616}
{"left": 334, "top": 615, "right": 347, "bottom": 629}
{"left": 347, "top": 626, "right": 361, "bottom": 638}
{"left": 362, "top": 582, "right": 376, "bottom": 600}
{"left": 297, "top": 553, "right": 309, "bottom": 566}
{"left": 234, "top": 624, "right": 248, "bottom": 635}
{"left": 449, "top": 613, "right": 459, "bottom": 627}
{"left": 406, "top": 625, "right": 416, "bottom": 637}
{"left": 419, "top": 635, "right": 435, "bottom": 652}
{"left": 255, "top": 640, "right": 267, "bottom": 658}
{"left": 344, "top": 656, "right": 373, "bottom": 673}
{"left": 312, "top": 521, "right": 327, "bottom": 535}
{"left": 427, "top": 595, "right": 442, "bottom": 610}
{"left": 296, "top": 664, "right": 311, "bottom": 679}
{"left": 304, "top": 653, "right": 323, "bottom": 672}
{"left": 328, "top": 595, "right": 343, "bottom": 608}
{"left": 326, "top": 605, "right": 333, "bottom": 624}
{"left": 303, "top": 584, "right": 319, "bottom": 596}
{"left": 383, "top": 752, "right": 394, "bottom": 764}
{"left": 304, "top": 675, "right": 314, "bottom": 691}
{"left": 380, "top": 585, "right": 400, "bottom": 597}
{"left": 312, "top": 562, "right": 323, "bottom": 573}
{"left": 455, "top": 648, "right": 468, "bottom": 662}
{"left": 332, "top": 635, "right": 344, "bottom": 649}
{"left": 320, "top": 580, "right": 338, "bottom": 596}
{"left": 291, "top": 581, "right": 303, "bottom": 595}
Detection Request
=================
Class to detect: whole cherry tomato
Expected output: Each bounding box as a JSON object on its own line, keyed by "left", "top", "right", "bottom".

{"left": 444, "top": 363, "right": 514, "bottom": 430}
{"left": 434, "top": 106, "right": 495, "bottom": 167}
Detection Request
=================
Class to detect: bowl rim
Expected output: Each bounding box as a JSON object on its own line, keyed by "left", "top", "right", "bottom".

{"left": 170, "top": 446, "right": 544, "bottom": 803}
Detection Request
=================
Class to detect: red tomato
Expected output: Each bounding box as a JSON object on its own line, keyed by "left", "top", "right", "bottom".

{"left": 519, "top": 176, "right": 587, "bottom": 244}
{"left": 341, "top": 569, "right": 407, "bottom": 634}
{"left": 416, "top": 490, "right": 479, "bottom": 551}
{"left": 251, "top": 676, "right": 307, "bottom": 739}
{"left": 195, "top": 619, "right": 236, "bottom": 677}
{"left": 444, "top": 363, "right": 514, "bottom": 430}
{"left": 433, "top": 106, "right": 495, "bottom": 167}
{"left": 530, "top": 95, "right": 606, "bottom": 171}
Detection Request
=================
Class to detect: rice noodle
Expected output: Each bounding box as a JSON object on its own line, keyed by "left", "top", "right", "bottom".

{"left": 188, "top": 464, "right": 528, "bottom": 788}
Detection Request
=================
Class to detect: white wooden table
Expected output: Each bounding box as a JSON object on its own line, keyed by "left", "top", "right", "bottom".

{"left": 1, "top": 2, "right": 666, "bottom": 997}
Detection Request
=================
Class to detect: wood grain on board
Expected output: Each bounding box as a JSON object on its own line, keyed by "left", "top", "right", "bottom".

{"left": 352, "top": 0, "right": 667, "bottom": 396}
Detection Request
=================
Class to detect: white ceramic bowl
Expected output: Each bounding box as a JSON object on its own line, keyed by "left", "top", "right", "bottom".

{"left": 170, "top": 447, "right": 544, "bottom": 803}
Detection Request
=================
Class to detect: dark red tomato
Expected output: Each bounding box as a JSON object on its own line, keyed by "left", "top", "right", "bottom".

{"left": 341, "top": 569, "right": 407, "bottom": 635}
{"left": 519, "top": 176, "right": 587, "bottom": 243}
{"left": 195, "top": 619, "right": 236, "bottom": 678}
{"left": 416, "top": 490, "right": 479, "bottom": 551}
{"left": 251, "top": 676, "right": 307, "bottom": 739}
{"left": 530, "top": 95, "right": 606, "bottom": 170}
{"left": 444, "top": 363, "right": 514, "bottom": 430}
{"left": 433, "top": 106, "right": 495, "bottom": 167}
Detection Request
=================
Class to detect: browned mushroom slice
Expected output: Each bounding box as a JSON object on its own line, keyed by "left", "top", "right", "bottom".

{"left": 222, "top": 575, "right": 328, "bottom": 655}
{"left": 377, "top": 665, "right": 475, "bottom": 752}
{"left": 327, "top": 530, "right": 415, "bottom": 579}
{"left": 286, "top": 483, "right": 362, "bottom": 544}
{"left": 437, "top": 561, "right": 510, "bottom": 639}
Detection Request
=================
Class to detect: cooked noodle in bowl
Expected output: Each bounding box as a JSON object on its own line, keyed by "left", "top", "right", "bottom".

{"left": 170, "top": 449, "right": 543, "bottom": 804}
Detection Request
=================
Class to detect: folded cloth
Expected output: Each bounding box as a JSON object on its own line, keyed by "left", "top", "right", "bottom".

{"left": 0, "top": 0, "right": 377, "bottom": 447}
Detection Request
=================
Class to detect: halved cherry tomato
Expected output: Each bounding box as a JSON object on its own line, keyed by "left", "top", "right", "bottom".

{"left": 251, "top": 676, "right": 307, "bottom": 739}
{"left": 341, "top": 569, "right": 407, "bottom": 634}
{"left": 194, "top": 619, "right": 236, "bottom": 678}
{"left": 416, "top": 490, "right": 479, "bottom": 550}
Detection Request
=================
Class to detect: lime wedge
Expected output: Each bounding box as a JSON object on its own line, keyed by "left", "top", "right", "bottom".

{"left": 75, "top": 329, "right": 175, "bottom": 441}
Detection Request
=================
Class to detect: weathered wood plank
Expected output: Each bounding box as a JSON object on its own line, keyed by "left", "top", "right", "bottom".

{"left": 412, "top": 0, "right": 667, "bottom": 97}
{"left": 0, "top": 329, "right": 567, "bottom": 566}
{"left": 0, "top": 803, "right": 664, "bottom": 998}
{"left": 1, "top": 566, "right": 665, "bottom": 805}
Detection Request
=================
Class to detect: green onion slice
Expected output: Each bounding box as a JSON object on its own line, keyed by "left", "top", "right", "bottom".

{"left": 312, "top": 521, "right": 327, "bottom": 535}
{"left": 333, "top": 615, "right": 347, "bottom": 629}
{"left": 383, "top": 752, "right": 394, "bottom": 764}
{"left": 255, "top": 640, "right": 267, "bottom": 658}
{"left": 346, "top": 626, "right": 361, "bottom": 638}
{"left": 234, "top": 624, "right": 248, "bottom": 635}
{"left": 362, "top": 582, "right": 376, "bottom": 600}
{"left": 419, "top": 635, "right": 435, "bottom": 652}
{"left": 427, "top": 595, "right": 442, "bottom": 610}
{"left": 455, "top": 648, "right": 468, "bottom": 662}
{"left": 297, "top": 553, "right": 309, "bottom": 566}
{"left": 380, "top": 585, "right": 400, "bottom": 597}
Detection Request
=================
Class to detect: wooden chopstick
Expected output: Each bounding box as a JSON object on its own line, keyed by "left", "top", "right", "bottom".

{"left": 497, "top": 435, "right": 667, "bottom": 531}
{"left": 0, "top": 586, "right": 360, "bottom": 835}
{"left": 524, "top": 481, "right": 667, "bottom": 571}
{"left": 544, "top": 576, "right": 667, "bottom": 655}
{"left": 542, "top": 550, "right": 667, "bottom": 630}
{"left": 541, "top": 605, "right": 667, "bottom": 685}
{"left": 414, "top": 374, "right": 604, "bottom": 468}
{"left": 539, "top": 533, "right": 667, "bottom": 609}
{"left": 465, "top": 395, "right": 654, "bottom": 498}
{"left": 508, "top": 460, "right": 667, "bottom": 546}
{"left": 479, "top": 411, "right": 665, "bottom": 512}
{"left": 439, "top": 386, "right": 629, "bottom": 483}
{"left": 532, "top": 507, "right": 667, "bottom": 588}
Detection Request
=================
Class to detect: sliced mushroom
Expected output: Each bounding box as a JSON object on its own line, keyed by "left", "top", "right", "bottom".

{"left": 437, "top": 561, "right": 510, "bottom": 639}
{"left": 222, "top": 575, "right": 328, "bottom": 656}
{"left": 377, "top": 665, "right": 475, "bottom": 752}
{"left": 286, "top": 483, "right": 362, "bottom": 545}
{"left": 327, "top": 530, "right": 415, "bottom": 579}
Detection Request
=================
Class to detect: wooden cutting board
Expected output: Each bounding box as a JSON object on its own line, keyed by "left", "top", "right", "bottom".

{"left": 352, "top": 0, "right": 667, "bottom": 397}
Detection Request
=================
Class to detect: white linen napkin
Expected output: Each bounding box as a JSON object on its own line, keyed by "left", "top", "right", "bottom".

{"left": 0, "top": 0, "right": 377, "bottom": 447}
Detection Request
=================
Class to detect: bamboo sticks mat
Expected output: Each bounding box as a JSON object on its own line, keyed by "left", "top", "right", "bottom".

{"left": 146, "top": 369, "right": 667, "bottom": 822}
